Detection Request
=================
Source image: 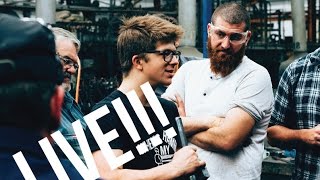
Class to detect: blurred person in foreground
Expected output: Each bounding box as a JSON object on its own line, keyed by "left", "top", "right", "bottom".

{"left": 163, "top": 2, "right": 274, "bottom": 179}
{"left": 0, "top": 14, "right": 81, "bottom": 179}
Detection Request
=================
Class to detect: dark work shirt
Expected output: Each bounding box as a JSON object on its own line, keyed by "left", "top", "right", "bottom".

{"left": 86, "top": 90, "right": 182, "bottom": 170}
{"left": 55, "top": 92, "right": 86, "bottom": 161}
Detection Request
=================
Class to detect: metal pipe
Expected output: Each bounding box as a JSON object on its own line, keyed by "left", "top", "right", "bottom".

{"left": 277, "top": 10, "right": 281, "bottom": 43}
{"left": 36, "top": 0, "right": 56, "bottom": 24}
{"left": 202, "top": 0, "right": 212, "bottom": 58}
{"left": 307, "top": 0, "right": 316, "bottom": 43}
{"left": 178, "top": 0, "right": 196, "bottom": 47}
{"left": 153, "top": 0, "right": 160, "bottom": 11}
{"left": 291, "top": 0, "right": 307, "bottom": 52}
{"left": 75, "top": 59, "right": 81, "bottom": 103}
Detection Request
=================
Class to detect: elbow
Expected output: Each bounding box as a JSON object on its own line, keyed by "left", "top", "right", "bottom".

{"left": 99, "top": 171, "right": 120, "bottom": 180}
{"left": 266, "top": 127, "right": 278, "bottom": 147}
{"left": 218, "top": 138, "right": 240, "bottom": 152}
{"left": 219, "top": 134, "right": 255, "bottom": 152}
{"left": 221, "top": 143, "right": 236, "bottom": 152}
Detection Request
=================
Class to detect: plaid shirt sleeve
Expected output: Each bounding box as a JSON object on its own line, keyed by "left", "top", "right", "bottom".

{"left": 270, "top": 62, "right": 294, "bottom": 126}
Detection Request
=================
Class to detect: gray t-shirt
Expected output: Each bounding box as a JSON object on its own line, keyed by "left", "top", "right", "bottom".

{"left": 163, "top": 56, "right": 274, "bottom": 180}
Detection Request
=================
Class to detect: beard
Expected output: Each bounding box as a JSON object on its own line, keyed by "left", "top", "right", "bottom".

{"left": 62, "top": 82, "right": 71, "bottom": 92}
{"left": 208, "top": 38, "right": 246, "bottom": 77}
{"left": 62, "top": 71, "right": 72, "bottom": 92}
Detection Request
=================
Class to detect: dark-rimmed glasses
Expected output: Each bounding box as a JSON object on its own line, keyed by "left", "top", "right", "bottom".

{"left": 57, "top": 53, "right": 79, "bottom": 70}
{"left": 208, "top": 23, "right": 249, "bottom": 45}
{"left": 142, "top": 49, "right": 181, "bottom": 63}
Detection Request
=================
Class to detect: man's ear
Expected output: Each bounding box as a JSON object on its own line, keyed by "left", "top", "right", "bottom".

{"left": 207, "top": 23, "right": 211, "bottom": 38}
{"left": 132, "top": 55, "right": 143, "bottom": 71}
{"left": 49, "top": 85, "right": 64, "bottom": 131}
{"left": 245, "top": 31, "right": 252, "bottom": 46}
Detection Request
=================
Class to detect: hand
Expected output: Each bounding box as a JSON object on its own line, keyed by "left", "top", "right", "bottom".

{"left": 169, "top": 146, "right": 205, "bottom": 176}
{"left": 175, "top": 93, "right": 186, "bottom": 117}
{"left": 301, "top": 124, "right": 320, "bottom": 146}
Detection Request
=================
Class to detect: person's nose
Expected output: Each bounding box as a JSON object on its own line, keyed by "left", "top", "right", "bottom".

{"left": 221, "top": 36, "right": 231, "bottom": 49}
{"left": 170, "top": 55, "right": 179, "bottom": 65}
{"left": 65, "top": 65, "right": 76, "bottom": 74}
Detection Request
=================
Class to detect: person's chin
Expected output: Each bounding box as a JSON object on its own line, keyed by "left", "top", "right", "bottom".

{"left": 62, "top": 82, "right": 71, "bottom": 92}
{"left": 161, "top": 78, "right": 172, "bottom": 87}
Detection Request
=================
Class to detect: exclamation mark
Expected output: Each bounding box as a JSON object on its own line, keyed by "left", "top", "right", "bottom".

{"left": 126, "top": 90, "right": 162, "bottom": 155}
{"left": 140, "top": 82, "right": 177, "bottom": 139}
{"left": 112, "top": 98, "right": 141, "bottom": 143}
{"left": 112, "top": 82, "right": 177, "bottom": 156}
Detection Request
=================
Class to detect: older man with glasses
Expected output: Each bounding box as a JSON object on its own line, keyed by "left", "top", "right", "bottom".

{"left": 52, "top": 27, "right": 87, "bottom": 162}
{"left": 163, "top": 2, "right": 274, "bottom": 179}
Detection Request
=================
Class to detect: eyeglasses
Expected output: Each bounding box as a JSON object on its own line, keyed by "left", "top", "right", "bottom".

{"left": 208, "top": 23, "right": 249, "bottom": 45}
{"left": 143, "top": 49, "right": 181, "bottom": 63}
{"left": 57, "top": 53, "right": 79, "bottom": 70}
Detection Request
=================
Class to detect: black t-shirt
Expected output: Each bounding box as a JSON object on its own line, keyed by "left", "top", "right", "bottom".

{"left": 86, "top": 90, "right": 182, "bottom": 170}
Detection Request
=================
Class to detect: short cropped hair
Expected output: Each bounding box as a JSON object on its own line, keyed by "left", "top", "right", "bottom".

{"left": 52, "top": 27, "right": 81, "bottom": 52}
{"left": 117, "top": 14, "right": 184, "bottom": 76}
{"left": 211, "top": 2, "right": 251, "bottom": 31}
{"left": 0, "top": 82, "right": 56, "bottom": 130}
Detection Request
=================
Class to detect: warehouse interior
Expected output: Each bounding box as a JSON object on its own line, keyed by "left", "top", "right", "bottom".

{"left": 1, "top": 0, "right": 319, "bottom": 179}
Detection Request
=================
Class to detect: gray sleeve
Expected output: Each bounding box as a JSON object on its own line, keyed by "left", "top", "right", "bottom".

{"left": 229, "top": 68, "right": 274, "bottom": 122}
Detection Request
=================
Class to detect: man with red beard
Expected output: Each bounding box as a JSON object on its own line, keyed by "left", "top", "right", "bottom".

{"left": 163, "top": 2, "right": 274, "bottom": 179}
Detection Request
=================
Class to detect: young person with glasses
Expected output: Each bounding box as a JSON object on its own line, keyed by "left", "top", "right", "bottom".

{"left": 85, "top": 14, "right": 205, "bottom": 179}
{"left": 152, "top": 13, "right": 202, "bottom": 97}
{"left": 163, "top": 2, "right": 274, "bottom": 179}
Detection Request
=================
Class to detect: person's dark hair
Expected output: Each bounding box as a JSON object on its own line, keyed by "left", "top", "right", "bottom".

{"left": 117, "top": 14, "right": 184, "bottom": 76}
{"left": 0, "top": 82, "right": 56, "bottom": 131}
{"left": 211, "top": 2, "right": 251, "bottom": 31}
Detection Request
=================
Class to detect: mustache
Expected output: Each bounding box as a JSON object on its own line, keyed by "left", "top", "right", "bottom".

{"left": 64, "top": 71, "right": 71, "bottom": 79}
{"left": 216, "top": 48, "right": 232, "bottom": 54}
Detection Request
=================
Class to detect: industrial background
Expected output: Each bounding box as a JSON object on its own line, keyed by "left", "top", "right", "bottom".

{"left": 1, "top": 1, "right": 318, "bottom": 179}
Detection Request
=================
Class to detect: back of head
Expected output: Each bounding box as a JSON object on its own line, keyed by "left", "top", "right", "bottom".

{"left": 51, "top": 27, "right": 81, "bottom": 53}
{"left": 0, "top": 14, "right": 63, "bottom": 131}
{"left": 152, "top": 13, "right": 178, "bottom": 25}
{"left": 117, "top": 14, "right": 184, "bottom": 76}
{"left": 212, "top": 2, "right": 251, "bottom": 31}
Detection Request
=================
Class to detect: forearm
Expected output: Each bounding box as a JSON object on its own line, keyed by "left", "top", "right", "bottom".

{"left": 112, "top": 163, "right": 181, "bottom": 180}
{"left": 189, "top": 108, "right": 255, "bottom": 152}
{"left": 182, "top": 116, "right": 222, "bottom": 137}
{"left": 94, "top": 150, "right": 179, "bottom": 180}
{"left": 96, "top": 146, "right": 203, "bottom": 180}
{"left": 98, "top": 161, "right": 181, "bottom": 180}
{"left": 189, "top": 127, "right": 236, "bottom": 152}
{"left": 267, "top": 125, "right": 306, "bottom": 146}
